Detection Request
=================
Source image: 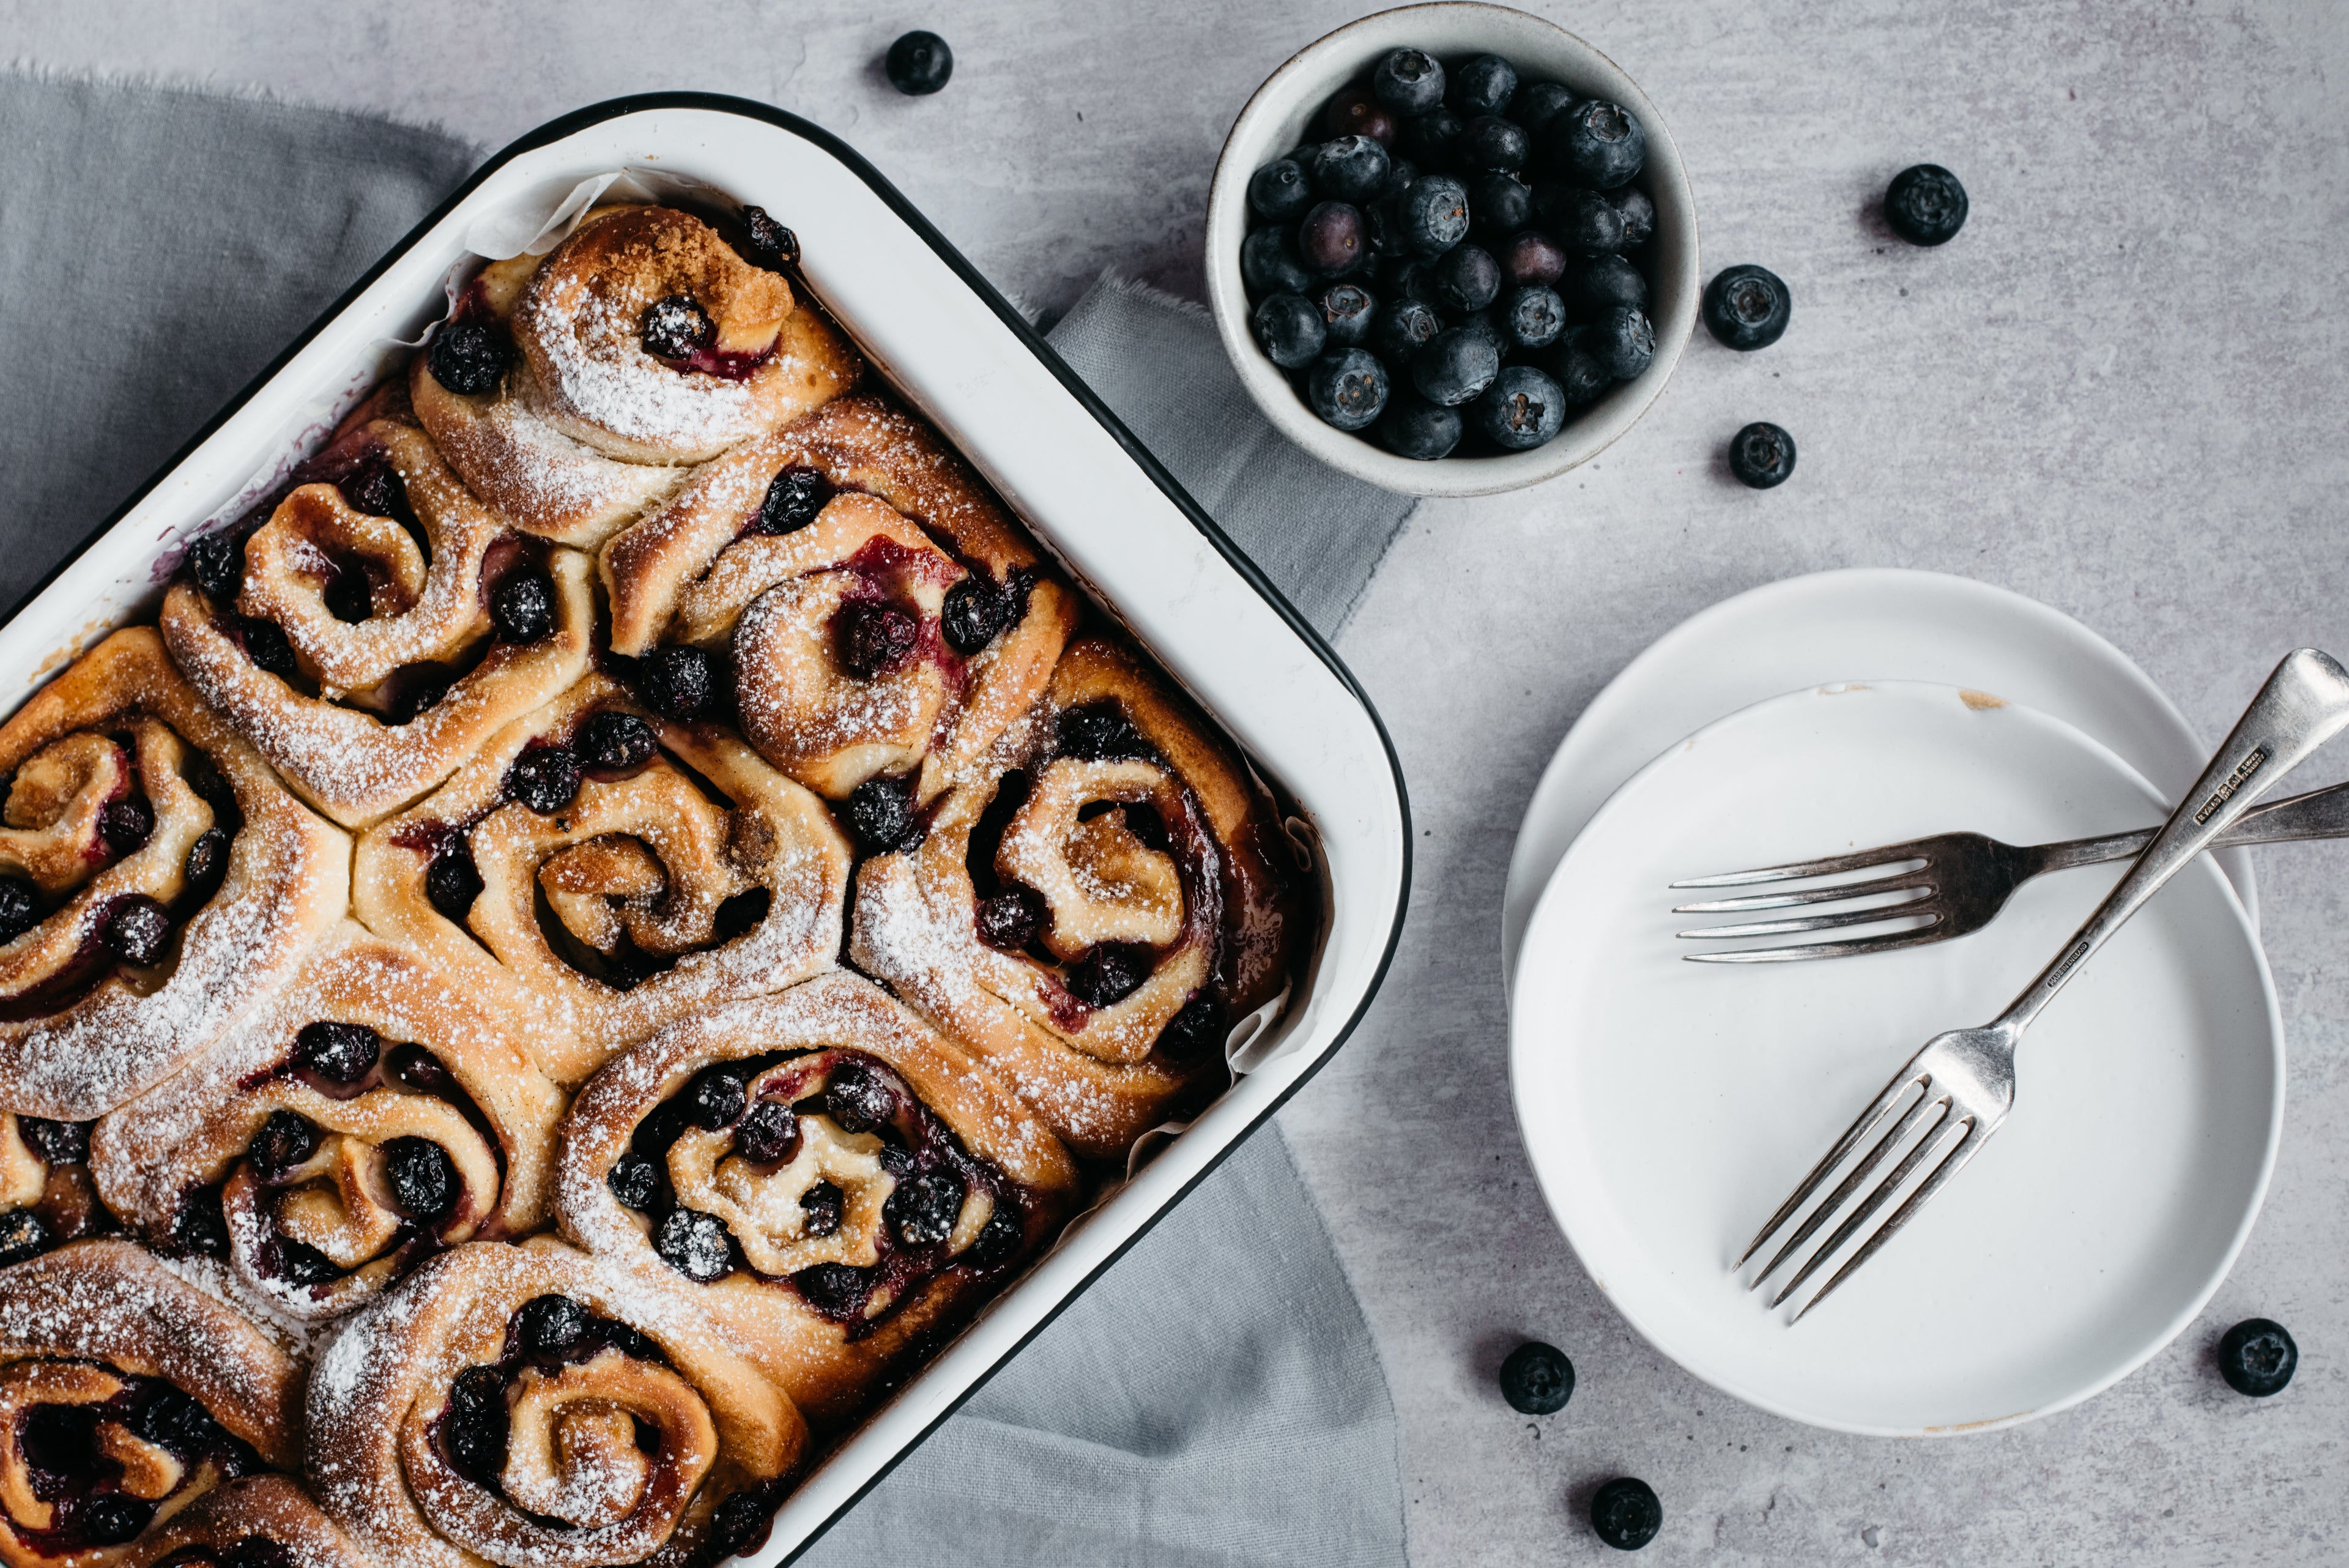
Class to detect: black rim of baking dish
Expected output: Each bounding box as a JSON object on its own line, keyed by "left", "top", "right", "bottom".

{"left": 2, "top": 91, "right": 1414, "bottom": 1561}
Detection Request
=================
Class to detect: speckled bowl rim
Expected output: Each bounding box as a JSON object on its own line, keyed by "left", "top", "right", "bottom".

{"left": 1205, "top": 2, "right": 1701, "bottom": 497}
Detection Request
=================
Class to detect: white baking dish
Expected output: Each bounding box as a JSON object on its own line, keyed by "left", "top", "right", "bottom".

{"left": 0, "top": 95, "right": 1411, "bottom": 1564}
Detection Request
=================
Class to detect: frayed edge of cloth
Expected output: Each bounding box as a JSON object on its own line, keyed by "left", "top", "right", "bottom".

{"left": 0, "top": 61, "right": 486, "bottom": 154}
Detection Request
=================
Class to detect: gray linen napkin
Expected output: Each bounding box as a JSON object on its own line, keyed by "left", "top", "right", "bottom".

{"left": 0, "top": 70, "right": 1407, "bottom": 1567}
{"left": 1042, "top": 273, "right": 1416, "bottom": 634}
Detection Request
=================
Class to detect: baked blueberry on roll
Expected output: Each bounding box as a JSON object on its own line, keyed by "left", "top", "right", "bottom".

{"left": 411, "top": 204, "right": 859, "bottom": 548}
{"left": 0, "top": 629, "right": 346, "bottom": 1119}
{"left": 306, "top": 1240, "right": 805, "bottom": 1568}
{"left": 160, "top": 397, "right": 596, "bottom": 829}
{"left": 352, "top": 674, "right": 853, "bottom": 1086}
{"left": 599, "top": 395, "right": 1080, "bottom": 809}
{"left": 555, "top": 972, "right": 1080, "bottom": 1426}
{"left": 123, "top": 1476, "right": 369, "bottom": 1568}
{"left": 91, "top": 923, "right": 564, "bottom": 1323}
{"left": 852, "top": 637, "right": 1308, "bottom": 1156}
{"left": 0, "top": 1114, "right": 113, "bottom": 1268}
{"left": 0, "top": 1241, "right": 302, "bottom": 1566}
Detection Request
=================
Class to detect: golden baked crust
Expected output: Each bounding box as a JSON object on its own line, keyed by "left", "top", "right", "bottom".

{"left": 555, "top": 972, "right": 1080, "bottom": 1427}
{"left": 0, "top": 628, "right": 346, "bottom": 1119}
{"left": 351, "top": 674, "right": 853, "bottom": 1087}
{"left": 305, "top": 1239, "right": 804, "bottom": 1568}
{"left": 0, "top": 1241, "right": 303, "bottom": 1568}
{"left": 124, "top": 1476, "right": 370, "bottom": 1568}
{"left": 92, "top": 921, "right": 565, "bottom": 1323}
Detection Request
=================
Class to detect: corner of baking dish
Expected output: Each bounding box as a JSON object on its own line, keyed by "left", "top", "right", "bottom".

{"left": 0, "top": 94, "right": 1411, "bottom": 1566}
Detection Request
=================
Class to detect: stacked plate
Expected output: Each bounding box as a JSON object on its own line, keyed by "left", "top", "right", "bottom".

{"left": 1504, "top": 569, "right": 2281, "bottom": 1436}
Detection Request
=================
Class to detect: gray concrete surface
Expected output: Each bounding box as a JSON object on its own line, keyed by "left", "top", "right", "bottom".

{"left": 11, "top": 2, "right": 2349, "bottom": 1561}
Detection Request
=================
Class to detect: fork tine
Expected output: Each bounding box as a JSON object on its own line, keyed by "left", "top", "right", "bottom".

{"left": 1673, "top": 879, "right": 1932, "bottom": 916}
{"left": 1787, "top": 1120, "right": 1991, "bottom": 1323}
{"left": 1768, "top": 1101, "right": 1966, "bottom": 1309}
{"left": 1683, "top": 927, "right": 1958, "bottom": 964}
{"left": 1669, "top": 842, "right": 1934, "bottom": 890}
{"left": 1748, "top": 1081, "right": 1943, "bottom": 1285}
{"left": 1680, "top": 901, "right": 1938, "bottom": 942}
{"left": 1734, "top": 1065, "right": 1927, "bottom": 1268}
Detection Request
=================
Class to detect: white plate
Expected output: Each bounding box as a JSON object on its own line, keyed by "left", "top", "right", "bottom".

{"left": 1510, "top": 683, "right": 2282, "bottom": 1435}
{"left": 1501, "top": 568, "right": 2256, "bottom": 995}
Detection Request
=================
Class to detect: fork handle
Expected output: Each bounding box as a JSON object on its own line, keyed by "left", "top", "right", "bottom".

{"left": 1998, "top": 649, "right": 2349, "bottom": 1035}
{"left": 2032, "top": 779, "right": 2349, "bottom": 871}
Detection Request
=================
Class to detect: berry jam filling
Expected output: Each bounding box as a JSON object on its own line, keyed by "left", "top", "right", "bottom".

{"left": 432, "top": 1295, "right": 670, "bottom": 1515}
{"left": 638, "top": 292, "right": 777, "bottom": 382}
{"left": 610, "top": 1050, "right": 1026, "bottom": 1336}
{"left": 7, "top": 1375, "right": 259, "bottom": 1554}
{"left": 222, "top": 1032, "right": 504, "bottom": 1290}
{"left": 0, "top": 1117, "right": 113, "bottom": 1266}
{"left": 0, "top": 893, "right": 179, "bottom": 1024}
{"left": 832, "top": 601, "right": 920, "bottom": 680}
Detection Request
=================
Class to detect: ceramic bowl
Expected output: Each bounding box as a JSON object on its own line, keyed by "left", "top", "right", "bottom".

{"left": 1206, "top": 2, "right": 1699, "bottom": 497}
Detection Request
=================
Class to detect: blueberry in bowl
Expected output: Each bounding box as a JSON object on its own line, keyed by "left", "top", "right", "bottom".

{"left": 1210, "top": 13, "right": 1694, "bottom": 492}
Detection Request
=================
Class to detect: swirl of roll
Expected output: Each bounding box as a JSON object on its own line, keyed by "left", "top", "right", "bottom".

{"left": 91, "top": 921, "right": 565, "bottom": 1323}
{"left": 0, "top": 1240, "right": 302, "bottom": 1568}
{"left": 0, "top": 629, "right": 346, "bottom": 1119}
{"left": 410, "top": 206, "right": 859, "bottom": 549}
{"left": 556, "top": 972, "right": 1080, "bottom": 1427}
{"left": 124, "top": 1476, "right": 369, "bottom": 1568}
{"left": 849, "top": 637, "right": 1307, "bottom": 1157}
{"left": 352, "top": 674, "right": 853, "bottom": 1087}
{"left": 306, "top": 1239, "right": 805, "bottom": 1568}
{"left": 161, "top": 398, "right": 596, "bottom": 830}
{"left": 599, "top": 395, "right": 1080, "bottom": 816}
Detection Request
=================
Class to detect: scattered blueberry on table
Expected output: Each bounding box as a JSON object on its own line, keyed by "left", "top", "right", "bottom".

{"left": 1728, "top": 421, "right": 1797, "bottom": 489}
{"left": 1701, "top": 264, "right": 1791, "bottom": 351}
{"left": 1241, "top": 46, "right": 1657, "bottom": 459}
{"left": 885, "top": 30, "right": 954, "bottom": 96}
{"left": 1885, "top": 163, "right": 1969, "bottom": 246}
{"left": 1498, "top": 1340, "right": 1575, "bottom": 1414}
{"left": 1590, "top": 1476, "right": 1663, "bottom": 1551}
{"left": 2217, "top": 1318, "right": 2297, "bottom": 1397}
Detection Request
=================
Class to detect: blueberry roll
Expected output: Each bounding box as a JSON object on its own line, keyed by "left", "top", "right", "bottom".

{"left": 306, "top": 1240, "right": 805, "bottom": 1568}
{"left": 160, "top": 401, "right": 596, "bottom": 828}
{"left": 0, "top": 629, "right": 346, "bottom": 1119}
{"left": 852, "top": 637, "right": 1308, "bottom": 1156}
{"left": 599, "top": 395, "right": 1079, "bottom": 805}
{"left": 0, "top": 1241, "right": 302, "bottom": 1567}
{"left": 556, "top": 972, "right": 1080, "bottom": 1426}
{"left": 123, "top": 1476, "right": 369, "bottom": 1568}
{"left": 352, "top": 674, "right": 853, "bottom": 1086}
{"left": 411, "top": 204, "right": 858, "bottom": 546}
{"left": 92, "top": 923, "right": 564, "bottom": 1323}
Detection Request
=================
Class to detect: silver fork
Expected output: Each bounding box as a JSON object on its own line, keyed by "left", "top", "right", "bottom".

{"left": 1742, "top": 648, "right": 2349, "bottom": 1322}
{"left": 1672, "top": 780, "right": 2349, "bottom": 962}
